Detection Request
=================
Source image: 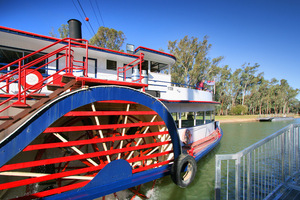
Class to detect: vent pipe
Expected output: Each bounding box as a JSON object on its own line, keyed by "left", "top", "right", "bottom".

{"left": 68, "top": 19, "right": 82, "bottom": 41}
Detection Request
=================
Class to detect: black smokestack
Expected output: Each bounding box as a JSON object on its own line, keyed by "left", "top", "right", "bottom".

{"left": 68, "top": 19, "right": 82, "bottom": 40}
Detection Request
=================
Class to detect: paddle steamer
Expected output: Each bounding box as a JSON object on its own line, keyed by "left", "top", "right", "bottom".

{"left": 0, "top": 19, "right": 222, "bottom": 199}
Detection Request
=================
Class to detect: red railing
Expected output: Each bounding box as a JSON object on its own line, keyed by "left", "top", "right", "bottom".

{"left": 0, "top": 38, "right": 89, "bottom": 113}
{"left": 117, "top": 53, "right": 144, "bottom": 83}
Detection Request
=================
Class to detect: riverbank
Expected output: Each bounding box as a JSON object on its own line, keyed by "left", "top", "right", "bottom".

{"left": 215, "top": 115, "right": 299, "bottom": 123}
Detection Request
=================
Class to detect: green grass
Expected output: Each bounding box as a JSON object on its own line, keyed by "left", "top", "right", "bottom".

{"left": 215, "top": 114, "right": 299, "bottom": 121}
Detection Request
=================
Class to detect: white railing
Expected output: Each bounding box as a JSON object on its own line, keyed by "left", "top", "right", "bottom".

{"left": 215, "top": 123, "right": 300, "bottom": 200}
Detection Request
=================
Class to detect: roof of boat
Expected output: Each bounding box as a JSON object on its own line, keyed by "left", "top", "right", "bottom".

{"left": 0, "top": 26, "right": 176, "bottom": 62}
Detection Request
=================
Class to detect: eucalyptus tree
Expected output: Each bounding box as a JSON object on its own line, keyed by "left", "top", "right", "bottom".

{"left": 268, "top": 78, "right": 281, "bottom": 114}
{"left": 257, "top": 77, "right": 269, "bottom": 114}
{"left": 90, "top": 27, "right": 126, "bottom": 51}
{"left": 278, "top": 79, "right": 299, "bottom": 114}
{"left": 228, "top": 68, "right": 242, "bottom": 106}
{"left": 215, "top": 65, "right": 231, "bottom": 115}
{"left": 240, "top": 63, "right": 260, "bottom": 106}
{"left": 168, "top": 36, "right": 208, "bottom": 86}
{"left": 168, "top": 35, "right": 223, "bottom": 86}
{"left": 49, "top": 24, "right": 69, "bottom": 38}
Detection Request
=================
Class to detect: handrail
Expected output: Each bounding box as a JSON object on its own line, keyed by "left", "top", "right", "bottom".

{"left": 0, "top": 46, "right": 67, "bottom": 87}
{"left": 0, "top": 38, "right": 87, "bottom": 72}
{"left": 0, "top": 38, "right": 89, "bottom": 114}
{"left": 117, "top": 53, "right": 144, "bottom": 83}
{"left": 215, "top": 123, "right": 300, "bottom": 200}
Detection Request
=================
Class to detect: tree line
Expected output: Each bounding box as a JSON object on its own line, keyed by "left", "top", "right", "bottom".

{"left": 168, "top": 36, "right": 299, "bottom": 116}
{"left": 50, "top": 25, "right": 299, "bottom": 115}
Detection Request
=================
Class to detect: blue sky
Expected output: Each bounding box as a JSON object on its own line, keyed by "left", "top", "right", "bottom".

{"left": 0, "top": 0, "right": 299, "bottom": 99}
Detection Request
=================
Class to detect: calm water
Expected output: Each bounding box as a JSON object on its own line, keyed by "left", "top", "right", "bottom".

{"left": 134, "top": 118, "right": 300, "bottom": 200}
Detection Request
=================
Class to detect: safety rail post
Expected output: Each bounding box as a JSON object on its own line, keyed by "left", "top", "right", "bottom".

{"left": 84, "top": 40, "right": 88, "bottom": 77}
{"left": 68, "top": 39, "right": 72, "bottom": 74}
{"left": 215, "top": 155, "right": 222, "bottom": 200}
{"left": 17, "top": 60, "right": 22, "bottom": 103}
{"left": 288, "top": 127, "right": 292, "bottom": 178}
{"left": 139, "top": 53, "right": 144, "bottom": 83}
{"left": 296, "top": 125, "right": 299, "bottom": 179}
{"left": 235, "top": 157, "right": 241, "bottom": 200}
{"left": 246, "top": 152, "right": 252, "bottom": 200}
{"left": 281, "top": 131, "right": 285, "bottom": 182}
{"left": 5, "top": 75, "right": 9, "bottom": 93}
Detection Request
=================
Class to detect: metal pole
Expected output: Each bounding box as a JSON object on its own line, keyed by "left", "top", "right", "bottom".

{"left": 281, "top": 132, "right": 285, "bottom": 182}
{"left": 215, "top": 155, "right": 221, "bottom": 200}
{"left": 247, "top": 152, "right": 252, "bottom": 200}
{"left": 295, "top": 125, "right": 299, "bottom": 179}
{"left": 18, "top": 60, "right": 22, "bottom": 102}
{"left": 235, "top": 157, "right": 241, "bottom": 200}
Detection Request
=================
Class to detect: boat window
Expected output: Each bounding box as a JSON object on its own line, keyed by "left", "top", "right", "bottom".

{"left": 196, "top": 111, "right": 205, "bottom": 125}
{"left": 150, "top": 61, "right": 168, "bottom": 74}
{"left": 181, "top": 112, "right": 194, "bottom": 128}
{"left": 106, "top": 60, "right": 117, "bottom": 70}
{"left": 0, "top": 47, "right": 47, "bottom": 75}
{"left": 206, "top": 111, "right": 212, "bottom": 124}
{"left": 171, "top": 112, "right": 179, "bottom": 127}
{"left": 142, "top": 60, "right": 149, "bottom": 73}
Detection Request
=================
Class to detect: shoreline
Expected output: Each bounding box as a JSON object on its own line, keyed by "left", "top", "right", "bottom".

{"left": 217, "top": 118, "right": 257, "bottom": 123}
{"left": 216, "top": 119, "right": 257, "bottom": 123}
{"left": 215, "top": 115, "right": 299, "bottom": 124}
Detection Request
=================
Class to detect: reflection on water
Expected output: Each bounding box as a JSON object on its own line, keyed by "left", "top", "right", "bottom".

{"left": 135, "top": 118, "right": 300, "bottom": 200}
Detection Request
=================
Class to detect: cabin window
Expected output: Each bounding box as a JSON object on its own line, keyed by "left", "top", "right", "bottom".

{"left": 206, "top": 111, "right": 212, "bottom": 124}
{"left": 196, "top": 111, "right": 205, "bottom": 125}
{"left": 106, "top": 60, "right": 117, "bottom": 70}
{"left": 150, "top": 61, "right": 168, "bottom": 74}
{"left": 0, "top": 47, "right": 47, "bottom": 75}
{"left": 142, "top": 60, "right": 149, "bottom": 73}
{"left": 171, "top": 112, "right": 179, "bottom": 127}
{"left": 181, "top": 112, "right": 195, "bottom": 128}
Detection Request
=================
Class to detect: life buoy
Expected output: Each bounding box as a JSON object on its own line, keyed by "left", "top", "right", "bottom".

{"left": 21, "top": 69, "right": 43, "bottom": 90}
{"left": 171, "top": 154, "right": 197, "bottom": 188}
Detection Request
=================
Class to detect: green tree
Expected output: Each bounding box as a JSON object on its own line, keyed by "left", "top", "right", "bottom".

{"left": 278, "top": 79, "right": 299, "bottom": 114}
{"left": 240, "top": 63, "right": 260, "bottom": 106}
{"left": 89, "top": 27, "right": 125, "bottom": 51}
{"left": 228, "top": 68, "right": 242, "bottom": 107}
{"left": 168, "top": 36, "right": 206, "bottom": 85}
{"left": 58, "top": 24, "right": 69, "bottom": 38}
{"left": 49, "top": 24, "right": 69, "bottom": 38}
{"left": 215, "top": 65, "right": 231, "bottom": 115}
{"left": 168, "top": 35, "right": 223, "bottom": 86}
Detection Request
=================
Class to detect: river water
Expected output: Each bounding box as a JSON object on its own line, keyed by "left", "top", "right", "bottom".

{"left": 133, "top": 118, "right": 300, "bottom": 200}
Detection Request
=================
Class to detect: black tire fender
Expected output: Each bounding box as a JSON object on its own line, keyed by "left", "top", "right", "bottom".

{"left": 171, "top": 153, "right": 197, "bottom": 188}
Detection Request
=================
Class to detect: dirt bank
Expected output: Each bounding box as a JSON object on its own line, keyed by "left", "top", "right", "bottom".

{"left": 217, "top": 118, "right": 257, "bottom": 123}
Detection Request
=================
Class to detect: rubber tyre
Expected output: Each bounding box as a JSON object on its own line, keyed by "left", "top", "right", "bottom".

{"left": 171, "top": 154, "right": 197, "bottom": 188}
